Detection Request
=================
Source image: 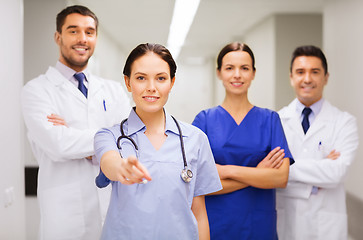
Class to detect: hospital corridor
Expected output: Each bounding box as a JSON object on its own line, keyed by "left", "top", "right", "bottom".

{"left": 1, "top": 0, "right": 363, "bottom": 239}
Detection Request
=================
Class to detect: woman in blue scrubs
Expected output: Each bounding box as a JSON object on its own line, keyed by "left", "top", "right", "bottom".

{"left": 192, "top": 42, "right": 294, "bottom": 240}
{"left": 94, "top": 43, "right": 222, "bottom": 240}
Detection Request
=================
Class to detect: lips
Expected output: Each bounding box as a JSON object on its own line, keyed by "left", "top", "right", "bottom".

{"left": 301, "top": 85, "right": 315, "bottom": 91}
{"left": 73, "top": 45, "right": 88, "bottom": 54}
{"left": 143, "top": 96, "right": 159, "bottom": 102}
{"left": 231, "top": 82, "right": 243, "bottom": 86}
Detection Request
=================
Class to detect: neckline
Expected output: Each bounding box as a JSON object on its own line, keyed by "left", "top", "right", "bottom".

{"left": 218, "top": 105, "right": 256, "bottom": 126}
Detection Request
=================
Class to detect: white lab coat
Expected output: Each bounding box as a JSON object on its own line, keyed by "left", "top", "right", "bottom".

{"left": 21, "top": 66, "right": 130, "bottom": 240}
{"left": 276, "top": 99, "right": 358, "bottom": 240}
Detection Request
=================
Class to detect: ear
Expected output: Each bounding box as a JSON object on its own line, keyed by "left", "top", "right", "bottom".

{"left": 54, "top": 31, "right": 61, "bottom": 46}
{"left": 124, "top": 76, "right": 132, "bottom": 92}
{"left": 216, "top": 68, "right": 222, "bottom": 80}
{"left": 252, "top": 69, "right": 256, "bottom": 80}
{"left": 324, "top": 72, "right": 329, "bottom": 86}
{"left": 169, "top": 77, "right": 176, "bottom": 92}
{"left": 289, "top": 73, "right": 294, "bottom": 87}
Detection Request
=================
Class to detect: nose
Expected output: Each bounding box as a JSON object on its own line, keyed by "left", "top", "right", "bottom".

{"left": 77, "top": 32, "right": 87, "bottom": 43}
{"left": 146, "top": 80, "right": 156, "bottom": 92}
{"left": 303, "top": 73, "right": 312, "bottom": 83}
{"left": 234, "top": 69, "right": 241, "bottom": 78}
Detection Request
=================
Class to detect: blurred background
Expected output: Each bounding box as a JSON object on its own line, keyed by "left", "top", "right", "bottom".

{"left": 1, "top": 0, "right": 363, "bottom": 239}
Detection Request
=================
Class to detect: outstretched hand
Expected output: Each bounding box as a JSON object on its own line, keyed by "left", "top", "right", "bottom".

{"left": 257, "top": 147, "right": 285, "bottom": 169}
{"left": 116, "top": 155, "right": 152, "bottom": 185}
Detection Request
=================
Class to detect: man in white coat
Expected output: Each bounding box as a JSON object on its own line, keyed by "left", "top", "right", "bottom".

{"left": 276, "top": 45, "right": 359, "bottom": 240}
{"left": 21, "top": 5, "right": 130, "bottom": 240}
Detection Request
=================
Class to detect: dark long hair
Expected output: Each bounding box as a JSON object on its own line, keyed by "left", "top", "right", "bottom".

{"left": 123, "top": 43, "right": 177, "bottom": 79}
{"left": 217, "top": 42, "right": 256, "bottom": 71}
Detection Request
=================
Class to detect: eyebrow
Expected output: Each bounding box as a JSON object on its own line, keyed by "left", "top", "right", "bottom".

{"left": 156, "top": 72, "right": 168, "bottom": 76}
{"left": 65, "top": 25, "right": 96, "bottom": 31}
{"left": 224, "top": 64, "right": 250, "bottom": 67}
{"left": 295, "top": 68, "right": 321, "bottom": 71}
{"left": 66, "top": 25, "right": 78, "bottom": 30}
{"left": 134, "top": 72, "right": 146, "bottom": 76}
{"left": 134, "top": 72, "right": 168, "bottom": 76}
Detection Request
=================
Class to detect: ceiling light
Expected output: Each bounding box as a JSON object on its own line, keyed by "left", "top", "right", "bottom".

{"left": 167, "top": 0, "right": 201, "bottom": 60}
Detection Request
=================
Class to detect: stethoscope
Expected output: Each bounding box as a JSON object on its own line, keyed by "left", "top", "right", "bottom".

{"left": 117, "top": 115, "right": 193, "bottom": 183}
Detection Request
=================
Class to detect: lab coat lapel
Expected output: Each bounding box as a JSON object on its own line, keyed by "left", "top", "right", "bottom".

{"left": 280, "top": 100, "right": 305, "bottom": 141}
{"left": 46, "top": 67, "right": 87, "bottom": 104}
{"left": 303, "top": 101, "right": 331, "bottom": 140}
{"left": 87, "top": 74, "right": 104, "bottom": 99}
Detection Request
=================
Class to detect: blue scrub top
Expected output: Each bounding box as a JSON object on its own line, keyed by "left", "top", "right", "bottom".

{"left": 193, "top": 106, "right": 294, "bottom": 240}
{"left": 94, "top": 109, "right": 222, "bottom": 240}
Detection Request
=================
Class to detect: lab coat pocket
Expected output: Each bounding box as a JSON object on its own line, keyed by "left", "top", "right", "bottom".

{"left": 102, "top": 101, "right": 121, "bottom": 127}
{"left": 316, "top": 141, "right": 333, "bottom": 160}
{"left": 318, "top": 211, "right": 347, "bottom": 240}
{"left": 41, "top": 182, "right": 85, "bottom": 239}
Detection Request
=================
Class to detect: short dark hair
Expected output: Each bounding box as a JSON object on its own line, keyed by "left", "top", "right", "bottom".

{"left": 217, "top": 42, "right": 256, "bottom": 71}
{"left": 56, "top": 5, "right": 98, "bottom": 33}
{"left": 123, "top": 43, "right": 177, "bottom": 79}
{"left": 290, "top": 45, "right": 328, "bottom": 75}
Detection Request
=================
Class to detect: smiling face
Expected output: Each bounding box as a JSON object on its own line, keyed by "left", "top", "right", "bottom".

{"left": 55, "top": 13, "right": 97, "bottom": 72}
{"left": 217, "top": 50, "right": 255, "bottom": 96}
{"left": 124, "top": 52, "right": 175, "bottom": 117}
{"left": 290, "top": 56, "right": 329, "bottom": 106}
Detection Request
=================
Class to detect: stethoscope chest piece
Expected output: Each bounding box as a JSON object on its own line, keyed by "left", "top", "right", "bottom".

{"left": 180, "top": 168, "right": 193, "bottom": 183}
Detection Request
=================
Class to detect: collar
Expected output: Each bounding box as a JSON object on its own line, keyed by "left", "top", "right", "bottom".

{"left": 126, "top": 108, "right": 187, "bottom": 137}
{"left": 55, "top": 61, "right": 89, "bottom": 82}
{"left": 296, "top": 98, "right": 324, "bottom": 116}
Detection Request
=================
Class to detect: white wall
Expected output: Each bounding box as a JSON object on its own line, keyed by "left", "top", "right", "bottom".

{"left": 244, "top": 16, "right": 276, "bottom": 110}
{"left": 0, "top": 0, "right": 26, "bottom": 239}
{"left": 167, "top": 59, "right": 215, "bottom": 123}
{"left": 323, "top": 0, "right": 363, "bottom": 200}
{"left": 24, "top": 0, "right": 64, "bottom": 82}
{"left": 90, "top": 30, "right": 128, "bottom": 83}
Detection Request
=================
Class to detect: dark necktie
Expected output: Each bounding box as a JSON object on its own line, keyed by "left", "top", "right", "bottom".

{"left": 302, "top": 107, "right": 312, "bottom": 134}
{"left": 74, "top": 72, "right": 88, "bottom": 98}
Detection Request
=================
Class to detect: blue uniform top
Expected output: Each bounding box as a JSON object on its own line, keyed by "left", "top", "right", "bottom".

{"left": 192, "top": 106, "right": 294, "bottom": 240}
{"left": 94, "top": 109, "right": 222, "bottom": 240}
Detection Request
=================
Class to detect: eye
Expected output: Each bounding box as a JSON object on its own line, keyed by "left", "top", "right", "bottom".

{"left": 136, "top": 76, "right": 145, "bottom": 80}
{"left": 242, "top": 67, "right": 250, "bottom": 71}
{"left": 225, "top": 67, "right": 232, "bottom": 71}
{"left": 86, "top": 30, "right": 96, "bottom": 36}
{"left": 157, "top": 76, "right": 166, "bottom": 81}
